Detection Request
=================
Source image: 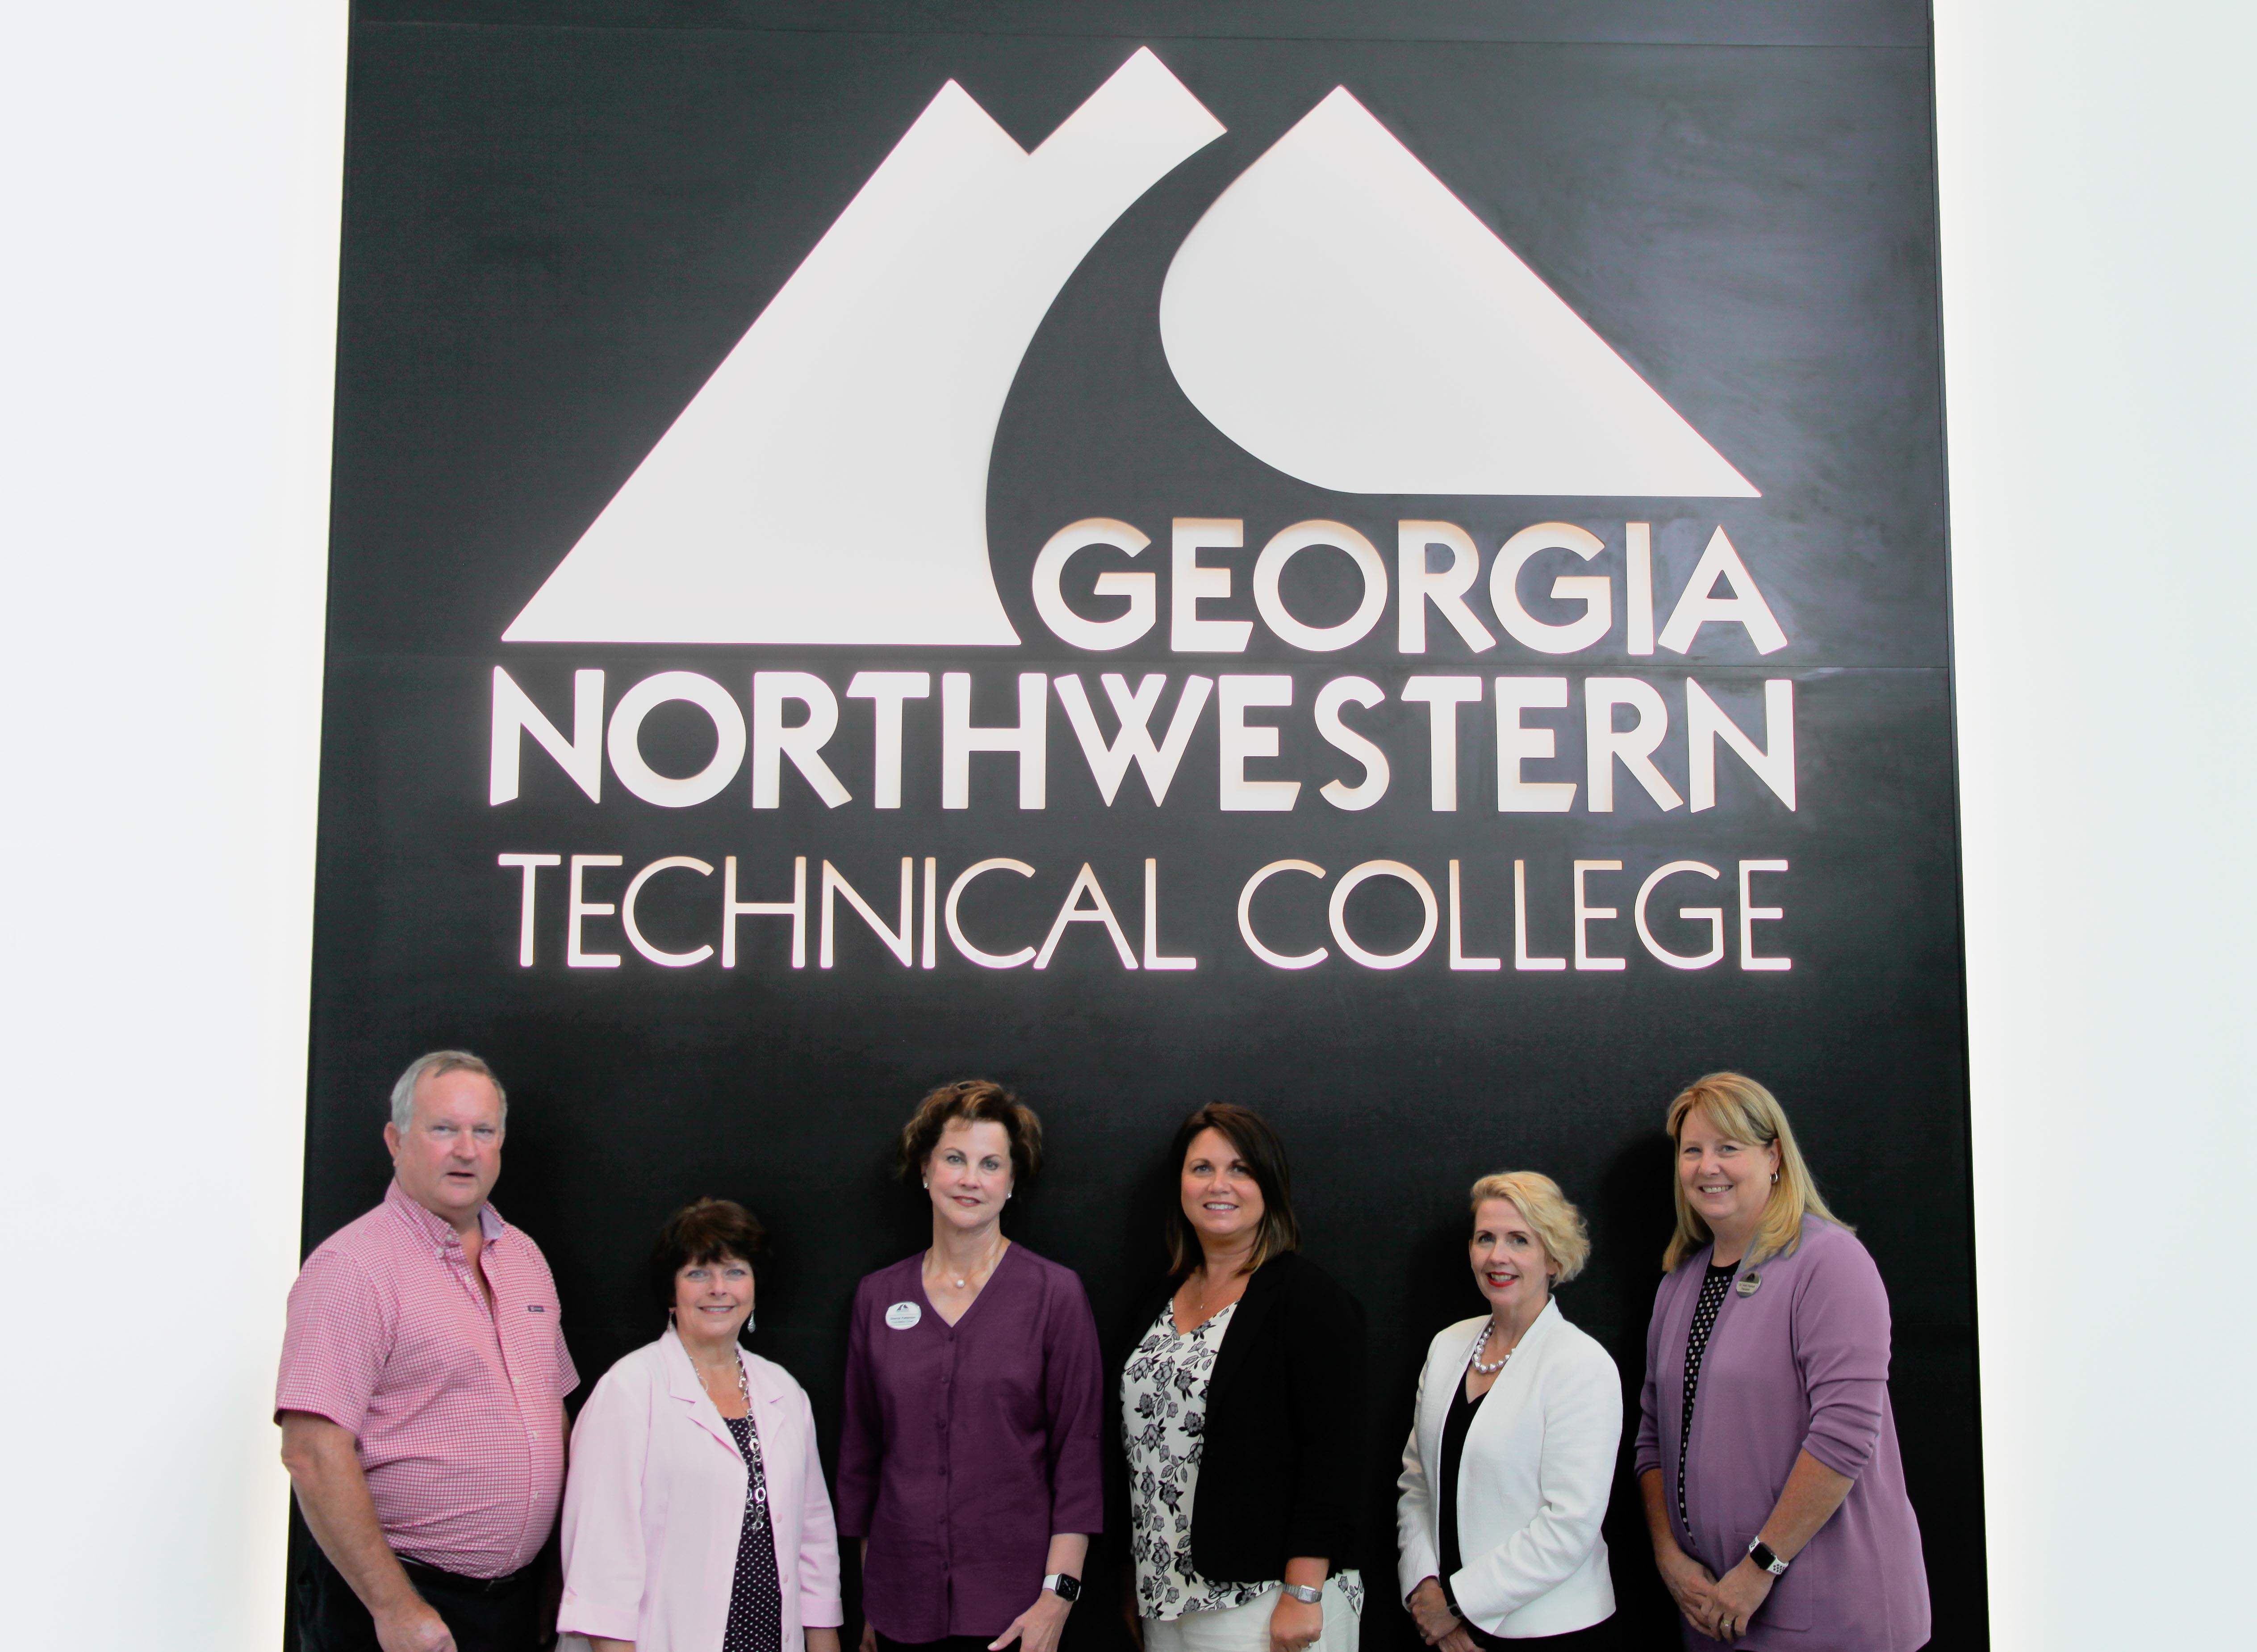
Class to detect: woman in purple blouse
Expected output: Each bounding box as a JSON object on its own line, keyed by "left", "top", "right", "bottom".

{"left": 1635, "top": 1073, "right": 1929, "bottom": 1651}
{"left": 837, "top": 1081, "right": 1104, "bottom": 1652}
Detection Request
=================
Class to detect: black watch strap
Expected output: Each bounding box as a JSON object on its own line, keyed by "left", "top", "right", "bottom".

{"left": 1439, "top": 1574, "right": 1462, "bottom": 1618}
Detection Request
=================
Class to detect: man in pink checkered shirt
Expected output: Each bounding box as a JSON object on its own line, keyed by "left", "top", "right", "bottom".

{"left": 277, "top": 1050, "right": 578, "bottom": 1652}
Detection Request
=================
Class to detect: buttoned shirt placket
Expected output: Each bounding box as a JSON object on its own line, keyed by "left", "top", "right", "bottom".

{"left": 409, "top": 1197, "right": 545, "bottom": 1573}
{"left": 937, "top": 1315, "right": 958, "bottom": 1620}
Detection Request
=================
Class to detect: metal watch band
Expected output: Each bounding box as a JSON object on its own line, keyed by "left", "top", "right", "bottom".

{"left": 1281, "top": 1583, "right": 1325, "bottom": 1606}
{"left": 1746, "top": 1538, "right": 1790, "bottom": 1576}
{"left": 1042, "top": 1574, "right": 1082, "bottom": 1603}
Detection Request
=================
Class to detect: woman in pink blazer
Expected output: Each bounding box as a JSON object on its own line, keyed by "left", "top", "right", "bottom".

{"left": 560, "top": 1199, "right": 844, "bottom": 1652}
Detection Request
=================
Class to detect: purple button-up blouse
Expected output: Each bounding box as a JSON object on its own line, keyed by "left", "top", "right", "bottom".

{"left": 1635, "top": 1216, "right": 1930, "bottom": 1652}
{"left": 837, "top": 1245, "right": 1105, "bottom": 1641}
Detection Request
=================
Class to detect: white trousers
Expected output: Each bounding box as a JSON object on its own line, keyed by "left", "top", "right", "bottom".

{"left": 1143, "top": 1578, "right": 1363, "bottom": 1652}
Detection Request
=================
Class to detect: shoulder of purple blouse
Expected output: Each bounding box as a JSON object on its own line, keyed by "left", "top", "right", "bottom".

{"left": 1781, "top": 1216, "right": 1890, "bottom": 1311}
{"left": 1017, "top": 1244, "right": 1091, "bottom": 1292}
{"left": 1774, "top": 1214, "right": 1863, "bottom": 1277}
{"left": 1651, "top": 1252, "right": 1698, "bottom": 1308}
{"left": 1794, "top": 1213, "right": 1857, "bottom": 1254}
{"left": 857, "top": 1252, "right": 923, "bottom": 1297}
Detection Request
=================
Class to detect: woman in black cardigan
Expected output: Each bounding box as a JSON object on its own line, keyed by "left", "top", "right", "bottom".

{"left": 1120, "top": 1104, "right": 1366, "bottom": 1652}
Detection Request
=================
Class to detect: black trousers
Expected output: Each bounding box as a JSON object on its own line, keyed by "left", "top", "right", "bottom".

{"left": 293, "top": 1537, "right": 543, "bottom": 1652}
{"left": 875, "top": 1635, "right": 1001, "bottom": 1652}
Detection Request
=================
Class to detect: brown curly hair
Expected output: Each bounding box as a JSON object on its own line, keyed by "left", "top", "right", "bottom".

{"left": 896, "top": 1079, "right": 1044, "bottom": 1185}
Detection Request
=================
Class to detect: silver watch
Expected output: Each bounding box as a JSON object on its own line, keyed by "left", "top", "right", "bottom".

{"left": 1280, "top": 1584, "right": 1324, "bottom": 1606}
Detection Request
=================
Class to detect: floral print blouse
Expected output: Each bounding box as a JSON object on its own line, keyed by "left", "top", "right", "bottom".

{"left": 1122, "top": 1301, "right": 1271, "bottom": 1619}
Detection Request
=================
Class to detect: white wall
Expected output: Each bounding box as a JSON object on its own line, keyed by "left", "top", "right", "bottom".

{"left": 0, "top": 1, "right": 347, "bottom": 1645}
{"left": 1935, "top": 1, "right": 2257, "bottom": 1644}
{"left": 0, "top": 2, "right": 2248, "bottom": 1646}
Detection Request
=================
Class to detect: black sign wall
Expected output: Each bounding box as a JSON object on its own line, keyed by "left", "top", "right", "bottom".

{"left": 308, "top": 3, "right": 1978, "bottom": 1648}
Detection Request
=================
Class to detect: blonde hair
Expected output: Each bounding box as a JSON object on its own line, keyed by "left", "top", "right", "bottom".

{"left": 1662, "top": 1072, "right": 1849, "bottom": 1271}
{"left": 1469, "top": 1170, "right": 1591, "bottom": 1284}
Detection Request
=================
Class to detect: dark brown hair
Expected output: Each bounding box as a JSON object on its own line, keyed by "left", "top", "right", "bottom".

{"left": 896, "top": 1079, "right": 1044, "bottom": 1185}
{"left": 1164, "top": 1103, "right": 1301, "bottom": 1276}
{"left": 648, "top": 1197, "right": 767, "bottom": 1310}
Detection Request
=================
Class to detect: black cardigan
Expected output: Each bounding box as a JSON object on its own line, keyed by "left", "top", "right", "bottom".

{"left": 1132, "top": 1250, "right": 1367, "bottom": 1583}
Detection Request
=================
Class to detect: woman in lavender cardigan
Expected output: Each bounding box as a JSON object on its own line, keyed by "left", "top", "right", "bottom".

{"left": 1635, "top": 1074, "right": 1929, "bottom": 1651}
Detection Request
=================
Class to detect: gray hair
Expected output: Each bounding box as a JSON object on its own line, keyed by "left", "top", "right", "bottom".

{"left": 389, "top": 1050, "right": 507, "bottom": 1133}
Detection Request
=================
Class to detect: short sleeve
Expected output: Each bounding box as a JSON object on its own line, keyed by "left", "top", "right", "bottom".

{"left": 1038, "top": 1267, "right": 1106, "bottom": 1537}
{"left": 276, "top": 1247, "right": 393, "bottom": 1434}
{"left": 531, "top": 1249, "right": 581, "bottom": 1400}
{"left": 552, "top": 1318, "right": 581, "bottom": 1400}
{"left": 834, "top": 1278, "right": 881, "bottom": 1537}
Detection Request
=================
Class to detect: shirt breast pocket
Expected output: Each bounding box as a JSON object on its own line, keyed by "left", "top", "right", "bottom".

{"left": 509, "top": 1299, "right": 566, "bottom": 1392}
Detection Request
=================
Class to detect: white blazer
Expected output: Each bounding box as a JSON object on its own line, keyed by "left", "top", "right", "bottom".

{"left": 1396, "top": 1300, "right": 1621, "bottom": 1639}
{"left": 560, "top": 1326, "right": 843, "bottom": 1652}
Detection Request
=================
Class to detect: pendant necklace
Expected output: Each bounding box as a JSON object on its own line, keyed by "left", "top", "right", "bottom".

{"left": 933, "top": 1231, "right": 1004, "bottom": 1291}
{"left": 709, "top": 1351, "right": 769, "bottom": 1528}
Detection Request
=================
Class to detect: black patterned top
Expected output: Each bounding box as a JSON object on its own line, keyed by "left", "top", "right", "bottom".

{"left": 1676, "top": 1260, "right": 1739, "bottom": 1531}
{"left": 721, "top": 1411, "right": 784, "bottom": 1652}
{"left": 1120, "top": 1300, "right": 1364, "bottom": 1622}
{"left": 1122, "top": 1301, "right": 1267, "bottom": 1619}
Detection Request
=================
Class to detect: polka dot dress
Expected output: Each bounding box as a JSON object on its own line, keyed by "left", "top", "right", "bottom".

{"left": 721, "top": 1412, "right": 784, "bottom": 1652}
{"left": 1677, "top": 1260, "right": 1739, "bottom": 1531}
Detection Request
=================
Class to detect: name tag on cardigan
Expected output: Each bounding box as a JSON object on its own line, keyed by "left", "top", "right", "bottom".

{"left": 1735, "top": 1271, "right": 1763, "bottom": 1297}
{"left": 886, "top": 1301, "right": 923, "bottom": 1329}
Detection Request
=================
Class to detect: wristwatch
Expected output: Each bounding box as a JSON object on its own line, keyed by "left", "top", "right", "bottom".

{"left": 1043, "top": 1574, "right": 1083, "bottom": 1603}
{"left": 1281, "top": 1584, "right": 1325, "bottom": 1606}
{"left": 1746, "top": 1538, "right": 1790, "bottom": 1577}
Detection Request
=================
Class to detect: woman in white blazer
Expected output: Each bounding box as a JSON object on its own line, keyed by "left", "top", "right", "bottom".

{"left": 1398, "top": 1172, "right": 1621, "bottom": 1648}
{"left": 560, "top": 1199, "right": 843, "bottom": 1652}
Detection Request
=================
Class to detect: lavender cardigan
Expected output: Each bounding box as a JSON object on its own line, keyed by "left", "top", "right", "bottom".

{"left": 1635, "top": 1217, "right": 1930, "bottom": 1652}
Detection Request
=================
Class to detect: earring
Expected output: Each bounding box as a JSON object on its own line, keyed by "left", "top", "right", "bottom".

{"left": 922, "top": 1180, "right": 928, "bottom": 1190}
{"left": 742, "top": 1312, "right": 757, "bottom": 1336}
{"left": 1771, "top": 1172, "right": 1779, "bottom": 1184}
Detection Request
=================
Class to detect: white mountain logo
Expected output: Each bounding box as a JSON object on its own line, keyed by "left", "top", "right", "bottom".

{"left": 503, "top": 50, "right": 1757, "bottom": 649}
{"left": 1160, "top": 87, "right": 1758, "bottom": 500}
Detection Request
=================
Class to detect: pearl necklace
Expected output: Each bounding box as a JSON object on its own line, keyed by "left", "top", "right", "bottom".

{"left": 1468, "top": 1320, "right": 1519, "bottom": 1375}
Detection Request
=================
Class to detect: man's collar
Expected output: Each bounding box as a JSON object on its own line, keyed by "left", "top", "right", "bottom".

{"left": 385, "top": 1177, "right": 505, "bottom": 1249}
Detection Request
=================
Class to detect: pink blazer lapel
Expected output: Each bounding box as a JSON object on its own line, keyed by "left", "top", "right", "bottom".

{"left": 660, "top": 1324, "right": 745, "bottom": 1454}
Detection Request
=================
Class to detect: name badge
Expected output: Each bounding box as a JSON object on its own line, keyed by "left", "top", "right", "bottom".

{"left": 885, "top": 1301, "right": 923, "bottom": 1330}
{"left": 1735, "top": 1271, "right": 1763, "bottom": 1298}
